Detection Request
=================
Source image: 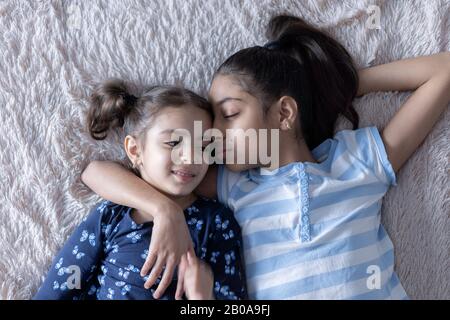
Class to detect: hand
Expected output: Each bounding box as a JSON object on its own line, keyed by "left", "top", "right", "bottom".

{"left": 175, "top": 249, "right": 214, "bottom": 300}
{"left": 140, "top": 202, "right": 194, "bottom": 299}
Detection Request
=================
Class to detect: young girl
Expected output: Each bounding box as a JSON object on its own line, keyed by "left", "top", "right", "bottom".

{"left": 81, "top": 16, "right": 450, "bottom": 299}
{"left": 34, "top": 80, "right": 247, "bottom": 300}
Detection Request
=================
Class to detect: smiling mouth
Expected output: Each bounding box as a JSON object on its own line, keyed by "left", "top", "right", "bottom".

{"left": 171, "top": 170, "right": 196, "bottom": 181}
{"left": 171, "top": 170, "right": 195, "bottom": 177}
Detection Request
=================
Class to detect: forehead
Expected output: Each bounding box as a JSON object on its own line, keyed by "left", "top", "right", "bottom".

{"left": 208, "top": 75, "right": 247, "bottom": 103}
{"left": 151, "top": 105, "right": 212, "bottom": 133}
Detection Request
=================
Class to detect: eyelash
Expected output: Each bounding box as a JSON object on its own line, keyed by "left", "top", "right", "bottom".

{"left": 165, "top": 140, "right": 181, "bottom": 148}
{"left": 224, "top": 112, "right": 239, "bottom": 119}
{"left": 165, "top": 141, "right": 210, "bottom": 150}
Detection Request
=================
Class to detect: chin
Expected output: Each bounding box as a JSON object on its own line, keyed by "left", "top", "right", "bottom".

{"left": 168, "top": 185, "right": 196, "bottom": 197}
{"left": 152, "top": 182, "right": 192, "bottom": 199}
{"left": 225, "top": 163, "right": 259, "bottom": 172}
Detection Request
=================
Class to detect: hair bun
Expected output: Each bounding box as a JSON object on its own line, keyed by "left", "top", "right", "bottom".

{"left": 87, "top": 79, "right": 139, "bottom": 140}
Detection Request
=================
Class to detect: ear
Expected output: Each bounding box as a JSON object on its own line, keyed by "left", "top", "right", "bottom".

{"left": 278, "top": 96, "right": 298, "bottom": 131}
{"left": 124, "top": 135, "right": 141, "bottom": 167}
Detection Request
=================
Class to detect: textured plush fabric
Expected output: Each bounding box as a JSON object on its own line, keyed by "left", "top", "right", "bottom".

{"left": 0, "top": 0, "right": 448, "bottom": 299}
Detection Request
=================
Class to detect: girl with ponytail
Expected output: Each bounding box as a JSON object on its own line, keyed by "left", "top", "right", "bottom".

{"left": 34, "top": 80, "right": 247, "bottom": 300}
{"left": 81, "top": 15, "right": 450, "bottom": 299}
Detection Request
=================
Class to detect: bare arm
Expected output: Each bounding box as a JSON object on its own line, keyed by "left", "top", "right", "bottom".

{"left": 81, "top": 160, "right": 174, "bottom": 218}
{"left": 81, "top": 161, "right": 218, "bottom": 212}
{"left": 358, "top": 52, "right": 450, "bottom": 172}
{"left": 81, "top": 160, "right": 192, "bottom": 299}
{"left": 80, "top": 160, "right": 218, "bottom": 298}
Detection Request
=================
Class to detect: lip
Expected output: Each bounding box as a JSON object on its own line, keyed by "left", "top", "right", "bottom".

{"left": 171, "top": 169, "right": 196, "bottom": 183}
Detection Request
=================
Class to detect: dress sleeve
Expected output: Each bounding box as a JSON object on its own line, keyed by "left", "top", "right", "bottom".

{"left": 33, "top": 201, "right": 110, "bottom": 300}
{"left": 334, "top": 126, "right": 397, "bottom": 186}
{"left": 206, "top": 206, "right": 248, "bottom": 300}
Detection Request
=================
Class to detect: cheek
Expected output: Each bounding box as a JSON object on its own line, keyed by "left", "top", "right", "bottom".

{"left": 198, "top": 163, "right": 209, "bottom": 178}
{"left": 143, "top": 147, "right": 172, "bottom": 173}
{"left": 265, "top": 108, "right": 281, "bottom": 130}
{"left": 233, "top": 111, "right": 265, "bottom": 132}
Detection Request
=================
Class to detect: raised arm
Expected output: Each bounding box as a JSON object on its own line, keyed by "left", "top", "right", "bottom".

{"left": 82, "top": 160, "right": 192, "bottom": 299}
{"left": 358, "top": 52, "right": 450, "bottom": 172}
{"left": 80, "top": 160, "right": 218, "bottom": 298}
{"left": 81, "top": 160, "right": 174, "bottom": 218}
{"left": 81, "top": 160, "right": 218, "bottom": 210}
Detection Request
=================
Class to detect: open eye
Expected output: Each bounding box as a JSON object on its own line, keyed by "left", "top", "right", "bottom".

{"left": 165, "top": 139, "right": 182, "bottom": 148}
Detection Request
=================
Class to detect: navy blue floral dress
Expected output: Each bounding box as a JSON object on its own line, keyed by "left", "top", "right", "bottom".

{"left": 34, "top": 197, "right": 247, "bottom": 300}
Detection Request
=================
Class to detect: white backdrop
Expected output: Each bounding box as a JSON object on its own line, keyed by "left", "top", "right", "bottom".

{"left": 0, "top": 0, "right": 448, "bottom": 299}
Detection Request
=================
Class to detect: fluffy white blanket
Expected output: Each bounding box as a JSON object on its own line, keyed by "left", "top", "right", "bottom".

{"left": 0, "top": 0, "right": 448, "bottom": 299}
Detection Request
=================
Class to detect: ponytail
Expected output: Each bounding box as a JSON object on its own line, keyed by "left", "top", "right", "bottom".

{"left": 87, "top": 79, "right": 138, "bottom": 140}
{"left": 216, "top": 14, "right": 359, "bottom": 149}
{"left": 86, "top": 79, "right": 212, "bottom": 145}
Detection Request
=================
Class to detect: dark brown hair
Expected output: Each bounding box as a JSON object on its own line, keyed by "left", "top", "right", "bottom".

{"left": 87, "top": 79, "right": 211, "bottom": 147}
{"left": 215, "top": 15, "right": 359, "bottom": 149}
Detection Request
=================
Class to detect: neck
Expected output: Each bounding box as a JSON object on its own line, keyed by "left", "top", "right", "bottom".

{"left": 168, "top": 192, "right": 198, "bottom": 210}
{"left": 278, "top": 136, "right": 316, "bottom": 168}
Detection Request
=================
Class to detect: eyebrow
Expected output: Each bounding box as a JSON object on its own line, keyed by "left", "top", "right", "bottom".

{"left": 159, "top": 129, "right": 176, "bottom": 135}
{"left": 159, "top": 129, "right": 211, "bottom": 140}
{"left": 215, "top": 97, "right": 243, "bottom": 107}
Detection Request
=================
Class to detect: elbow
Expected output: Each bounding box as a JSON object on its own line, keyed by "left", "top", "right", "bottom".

{"left": 443, "top": 53, "right": 450, "bottom": 91}
{"left": 81, "top": 160, "right": 100, "bottom": 186}
{"left": 442, "top": 52, "right": 450, "bottom": 76}
{"left": 435, "top": 52, "right": 450, "bottom": 90}
{"left": 432, "top": 52, "right": 450, "bottom": 79}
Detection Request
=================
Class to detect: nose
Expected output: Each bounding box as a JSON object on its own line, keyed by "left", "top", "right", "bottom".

{"left": 178, "top": 145, "right": 192, "bottom": 164}
{"left": 178, "top": 139, "right": 203, "bottom": 165}
{"left": 213, "top": 118, "right": 225, "bottom": 136}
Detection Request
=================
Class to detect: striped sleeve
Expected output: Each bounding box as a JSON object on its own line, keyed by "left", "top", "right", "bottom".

{"left": 335, "top": 126, "right": 397, "bottom": 186}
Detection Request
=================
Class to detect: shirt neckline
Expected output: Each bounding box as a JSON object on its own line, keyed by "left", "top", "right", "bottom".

{"left": 248, "top": 138, "right": 336, "bottom": 182}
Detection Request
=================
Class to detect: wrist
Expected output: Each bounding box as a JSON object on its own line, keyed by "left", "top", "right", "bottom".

{"left": 152, "top": 199, "right": 182, "bottom": 219}
{"left": 191, "top": 290, "right": 214, "bottom": 300}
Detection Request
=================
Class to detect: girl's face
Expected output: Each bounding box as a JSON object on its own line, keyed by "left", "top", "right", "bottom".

{"left": 127, "top": 105, "right": 212, "bottom": 198}
{"left": 208, "top": 74, "right": 280, "bottom": 172}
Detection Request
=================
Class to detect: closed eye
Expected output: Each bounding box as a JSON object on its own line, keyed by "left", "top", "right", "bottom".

{"left": 201, "top": 141, "right": 212, "bottom": 151}
{"left": 224, "top": 112, "right": 239, "bottom": 119}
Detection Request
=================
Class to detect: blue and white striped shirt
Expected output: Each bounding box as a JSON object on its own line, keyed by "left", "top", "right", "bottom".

{"left": 217, "top": 126, "right": 408, "bottom": 300}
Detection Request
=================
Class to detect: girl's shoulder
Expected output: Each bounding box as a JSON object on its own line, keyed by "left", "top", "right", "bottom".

{"left": 320, "top": 126, "right": 396, "bottom": 186}
{"left": 91, "top": 199, "right": 130, "bottom": 224}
